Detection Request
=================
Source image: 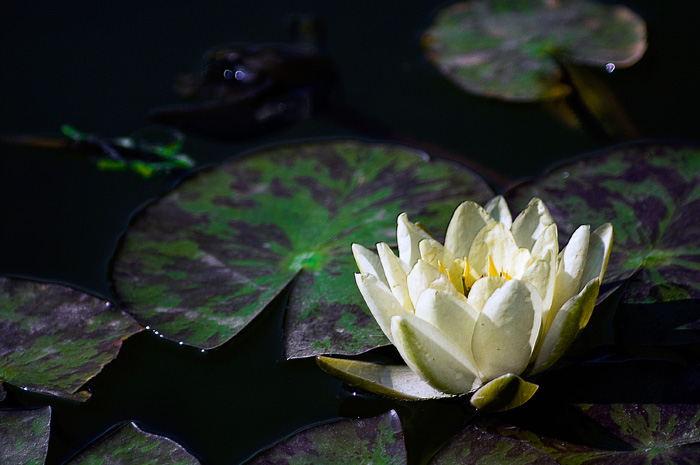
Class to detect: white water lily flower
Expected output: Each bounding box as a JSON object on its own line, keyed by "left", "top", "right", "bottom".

{"left": 317, "top": 196, "right": 613, "bottom": 411}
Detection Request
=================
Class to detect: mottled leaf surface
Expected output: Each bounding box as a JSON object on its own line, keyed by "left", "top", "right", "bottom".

{"left": 422, "top": 0, "right": 646, "bottom": 101}
{"left": 431, "top": 404, "right": 700, "bottom": 464}
{"left": 0, "top": 407, "right": 50, "bottom": 465}
{"left": 508, "top": 143, "right": 700, "bottom": 304}
{"left": 69, "top": 422, "right": 200, "bottom": 465}
{"left": 249, "top": 410, "right": 406, "bottom": 464}
{"left": 112, "top": 140, "right": 493, "bottom": 355}
{"left": 0, "top": 277, "right": 141, "bottom": 401}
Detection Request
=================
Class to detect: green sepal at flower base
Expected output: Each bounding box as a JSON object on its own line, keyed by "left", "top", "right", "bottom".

{"left": 320, "top": 196, "right": 612, "bottom": 410}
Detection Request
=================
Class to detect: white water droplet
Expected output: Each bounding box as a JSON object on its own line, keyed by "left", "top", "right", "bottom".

{"left": 223, "top": 69, "right": 234, "bottom": 80}
{"left": 605, "top": 63, "right": 615, "bottom": 73}
{"left": 159, "top": 334, "right": 164, "bottom": 338}
{"left": 562, "top": 171, "right": 570, "bottom": 179}
{"left": 23, "top": 387, "right": 28, "bottom": 391}
{"left": 153, "top": 330, "right": 159, "bottom": 335}
{"left": 201, "top": 349, "right": 206, "bottom": 353}
{"left": 179, "top": 341, "right": 184, "bottom": 345}
{"left": 146, "top": 326, "right": 150, "bottom": 330}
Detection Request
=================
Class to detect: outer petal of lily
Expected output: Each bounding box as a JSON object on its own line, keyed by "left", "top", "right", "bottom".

{"left": 444, "top": 201, "right": 493, "bottom": 258}
{"left": 468, "top": 222, "right": 530, "bottom": 277}
{"left": 530, "top": 278, "right": 600, "bottom": 375}
{"left": 530, "top": 223, "right": 558, "bottom": 262}
{"left": 355, "top": 273, "right": 409, "bottom": 343}
{"left": 377, "top": 242, "right": 414, "bottom": 312}
{"left": 484, "top": 195, "right": 512, "bottom": 229}
{"left": 470, "top": 373, "right": 539, "bottom": 412}
{"left": 580, "top": 223, "right": 614, "bottom": 287}
{"left": 397, "top": 212, "right": 433, "bottom": 268}
{"left": 414, "top": 287, "right": 479, "bottom": 367}
{"left": 466, "top": 276, "right": 507, "bottom": 312}
{"left": 551, "top": 225, "right": 590, "bottom": 315}
{"left": 511, "top": 198, "right": 555, "bottom": 251}
{"left": 391, "top": 315, "right": 480, "bottom": 394}
{"left": 406, "top": 259, "right": 444, "bottom": 308}
{"left": 418, "top": 238, "right": 454, "bottom": 269}
{"left": 352, "top": 243, "right": 388, "bottom": 286}
{"left": 316, "top": 356, "right": 453, "bottom": 400}
{"left": 472, "top": 279, "right": 542, "bottom": 381}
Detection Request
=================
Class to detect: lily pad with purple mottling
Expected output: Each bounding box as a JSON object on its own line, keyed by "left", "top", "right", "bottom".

{"left": 112, "top": 140, "right": 493, "bottom": 356}
{"left": 431, "top": 404, "right": 700, "bottom": 464}
{"left": 69, "top": 422, "right": 200, "bottom": 465}
{"left": 0, "top": 407, "right": 50, "bottom": 465}
{"left": 0, "top": 277, "right": 142, "bottom": 401}
{"left": 422, "top": 0, "right": 647, "bottom": 101}
{"left": 249, "top": 410, "right": 406, "bottom": 464}
{"left": 508, "top": 143, "right": 700, "bottom": 305}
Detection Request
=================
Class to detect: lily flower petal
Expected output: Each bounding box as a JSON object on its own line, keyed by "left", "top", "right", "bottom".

{"left": 580, "top": 223, "right": 614, "bottom": 287}
{"left": 406, "top": 259, "right": 444, "bottom": 308}
{"left": 484, "top": 195, "right": 512, "bottom": 229}
{"left": 397, "top": 212, "right": 433, "bottom": 268}
{"left": 466, "top": 276, "right": 507, "bottom": 312}
{"left": 377, "top": 242, "right": 414, "bottom": 312}
{"left": 352, "top": 243, "right": 388, "bottom": 286}
{"left": 511, "top": 198, "right": 555, "bottom": 250}
{"left": 520, "top": 249, "right": 555, "bottom": 316}
{"left": 472, "top": 280, "right": 542, "bottom": 381}
{"left": 445, "top": 201, "right": 493, "bottom": 258}
{"left": 530, "top": 278, "right": 600, "bottom": 375}
{"left": 551, "top": 225, "right": 590, "bottom": 315}
{"left": 316, "top": 356, "right": 453, "bottom": 400}
{"left": 392, "top": 315, "right": 480, "bottom": 394}
{"left": 470, "top": 373, "right": 539, "bottom": 412}
{"left": 468, "top": 222, "right": 530, "bottom": 277}
{"left": 414, "top": 287, "right": 479, "bottom": 367}
{"left": 355, "top": 273, "right": 409, "bottom": 343}
{"left": 530, "top": 223, "right": 558, "bottom": 261}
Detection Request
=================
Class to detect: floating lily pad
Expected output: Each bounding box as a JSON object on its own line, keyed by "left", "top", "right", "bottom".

{"left": 249, "top": 410, "right": 406, "bottom": 464}
{"left": 432, "top": 404, "right": 700, "bottom": 464}
{"left": 0, "top": 407, "right": 51, "bottom": 465}
{"left": 422, "top": 0, "right": 647, "bottom": 101}
{"left": 0, "top": 277, "right": 142, "bottom": 401}
{"left": 69, "top": 422, "right": 200, "bottom": 464}
{"left": 508, "top": 143, "right": 700, "bottom": 304}
{"left": 112, "top": 140, "right": 493, "bottom": 355}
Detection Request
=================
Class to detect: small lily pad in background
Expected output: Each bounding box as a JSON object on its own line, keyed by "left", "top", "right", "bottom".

{"left": 249, "top": 410, "right": 406, "bottom": 464}
{"left": 431, "top": 404, "right": 700, "bottom": 464}
{"left": 112, "top": 140, "right": 493, "bottom": 355}
{"left": 0, "top": 407, "right": 51, "bottom": 465}
{"left": 0, "top": 277, "right": 142, "bottom": 401}
{"left": 69, "top": 422, "right": 200, "bottom": 465}
{"left": 508, "top": 143, "right": 700, "bottom": 305}
{"left": 422, "top": 0, "right": 646, "bottom": 101}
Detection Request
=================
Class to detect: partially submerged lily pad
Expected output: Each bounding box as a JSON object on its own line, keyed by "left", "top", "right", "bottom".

{"left": 0, "top": 407, "right": 51, "bottom": 465}
{"left": 431, "top": 404, "right": 700, "bottom": 464}
{"left": 249, "top": 410, "right": 406, "bottom": 464}
{"left": 0, "top": 277, "right": 141, "bottom": 401}
{"left": 112, "top": 140, "right": 493, "bottom": 355}
{"left": 69, "top": 422, "right": 200, "bottom": 464}
{"left": 422, "top": 0, "right": 647, "bottom": 101}
{"left": 508, "top": 143, "right": 700, "bottom": 304}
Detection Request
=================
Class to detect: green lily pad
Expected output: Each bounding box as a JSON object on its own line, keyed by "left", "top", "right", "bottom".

{"left": 431, "top": 404, "right": 700, "bottom": 464}
{"left": 249, "top": 410, "right": 406, "bottom": 464}
{"left": 69, "top": 422, "right": 200, "bottom": 464}
{"left": 112, "top": 140, "right": 493, "bottom": 355}
{"left": 0, "top": 407, "right": 51, "bottom": 465}
{"left": 0, "top": 277, "right": 142, "bottom": 401}
{"left": 507, "top": 143, "right": 700, "bottom": 304}
{"left": 422, "top": 0, "right": 646, "bottom": 101}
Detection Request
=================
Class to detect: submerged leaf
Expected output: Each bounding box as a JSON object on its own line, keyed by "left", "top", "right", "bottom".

{"left": 68, "top": 422, "right": 199, "bottom": 464}
{"left": 422, "top": 0, "right": 646, "bottom": 101}
{"left": 0, "top": 407, "right": 51, "bottom": 465}
{"left": 249, "top": 410, "right": 406, "bottom": 464}
{"left": 432, "top": 404, "right": 700, "bottom": 464}
{"left": 0, "top": 277, "right": 141, "bottom": 401}
{"left": 112, "top": 140, "right": 493, "bottom": 355}
{"left": 508, "top": 143, "right": 700, "bottom": 304}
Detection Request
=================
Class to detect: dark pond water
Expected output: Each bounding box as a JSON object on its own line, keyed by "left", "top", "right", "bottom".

{"left": 1, "top": 1, "right": 700, "bottom": 464}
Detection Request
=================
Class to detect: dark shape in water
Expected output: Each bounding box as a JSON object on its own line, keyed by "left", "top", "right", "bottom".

{"left": 151, "top": 17, "right": 339, "bottom": 140}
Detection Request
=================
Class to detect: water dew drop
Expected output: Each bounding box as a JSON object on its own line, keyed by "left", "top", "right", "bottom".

{"left": 562, "top": 171, "right": 570, "bottom": 179}
{"left": 146, "top": 326, "right": 150, "bottom": 330}
{"left": 234, "top": 69, "right": 245, "bottom": 80}
{"left": 159, "top": 334, "right": 164, "bottom": 338}
{"left": 223, "top": 69, "right": 234, "bottom": 80}
{"left": 23, "top": 387, "right": 28, "bottom": 391}
{"left": 605, "top": 63, "right": 615, "bottom": 73}
{"left": 179, "top": 341, "right": 184, "bottom": 345}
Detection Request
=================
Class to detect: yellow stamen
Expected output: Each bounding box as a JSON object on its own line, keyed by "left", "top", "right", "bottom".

{"left": 462, "top": 258, "right": 474, "bottom": 294}
{"left": 501, "top": 267, "right": 513, "bottom": 280}
{"left": 488, "top": 255, "right": 499, "bottom": 277}
{"left": 438, "top": 260, "right": 447, "bottom": 275}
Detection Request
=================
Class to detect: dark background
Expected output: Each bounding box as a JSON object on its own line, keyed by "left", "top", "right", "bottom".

{"left": 1, "top": 1, "right": 699, "bottom": 463}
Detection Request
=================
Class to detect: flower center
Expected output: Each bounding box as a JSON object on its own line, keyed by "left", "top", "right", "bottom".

{"left": 438, "top": 254, "right": 511, "bottom": 297}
